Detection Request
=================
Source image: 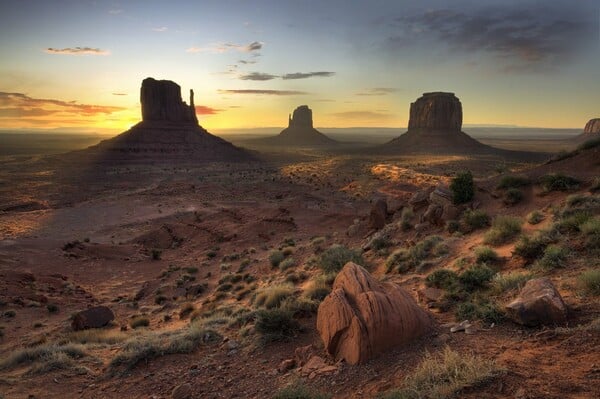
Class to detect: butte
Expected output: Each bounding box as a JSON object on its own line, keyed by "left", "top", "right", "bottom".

{"left": 82, "top": 77, "right": 255, "bottom": 163}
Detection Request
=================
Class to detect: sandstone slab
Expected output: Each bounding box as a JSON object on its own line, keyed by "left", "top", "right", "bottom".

{"left": 505, "top": 278, "right": 567, "bottom": 326}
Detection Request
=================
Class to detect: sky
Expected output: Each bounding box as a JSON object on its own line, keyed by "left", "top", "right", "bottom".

{"left": 0, "top": 0, "right": 598, "bottom": 134}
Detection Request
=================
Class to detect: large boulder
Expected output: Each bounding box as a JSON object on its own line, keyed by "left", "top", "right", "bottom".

{"left": 71, "top": 306, "right": 115, "bottom": 331}
{"left": 408, "top": 92, "right": 462, "bottom": 132}
{"left": 317, "top": 263, "right": 433, "bottom": 364}
{"left": 583, "top": 118, "right": 600, "bottom": 134}
{"left": 505, "top": 278, "right": 567, "bottom": 327}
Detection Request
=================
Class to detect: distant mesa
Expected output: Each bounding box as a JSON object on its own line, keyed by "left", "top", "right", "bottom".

{"left": 583, "top": 118, "right": 600, "bottom": 135}
{"left": 254, "top": 105, "right": 338, "bottom": 147}
{"left": 85, "top": 77, "right": 254, "bottom": 162}
{"left": 379, "top": 92, "right": 543, "bottom": 159}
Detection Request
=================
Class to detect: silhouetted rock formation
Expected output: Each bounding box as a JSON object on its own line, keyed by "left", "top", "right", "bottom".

{"left": 378, "top": 92, "right": 547, "bottom": 160}
{"left": 584, "top": 118, "right": 600, "bottom": 134}
{"left": 82, "top": 77, "right": 254, "bottom": 162}
{"left": 254, "top": 105, "right": 337, "bottom": 147}
{"left": 141, "top": 78, "right": 198, "bottom": 124}
{"left": 408, "top": 92, "right": 462, "bottom": 131}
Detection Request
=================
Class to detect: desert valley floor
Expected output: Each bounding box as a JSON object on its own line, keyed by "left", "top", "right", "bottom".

{"left": 0, "top": 142, "right": 599, "bottom": 399}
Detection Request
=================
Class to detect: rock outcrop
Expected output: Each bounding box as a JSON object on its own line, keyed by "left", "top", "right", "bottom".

{"left": 408, "top": 92, "right": 462, "bottom": 131}
{"left": 583, "top": 118, "right": 600, "bottom": 135}
{"left": 81, "top": 77, "right": 255, "bottom": 162}
{"left": 141, "top": 78, "right": 198, "bottom": 124}
{"left": 253, "top": 105, "right": 337, "bottom": 147}
{"left": 317, "top": 262, "right": 433, "bottom": 364}
{"left": 505, "top": 278, "right": 567, "bottom": 326}
{"left": 369, "top": 199, "right": 388, "bottom": 230}
{"left": 71, "top": 306, "right": 115, "bottom": 331}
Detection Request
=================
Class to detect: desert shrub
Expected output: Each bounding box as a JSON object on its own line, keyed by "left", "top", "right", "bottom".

{"left": 446, "top": 220, "right": 460, "bottom": 233}
{"left": 281, "top": 237, "right": 296, "bottom": 247}
{"left": 151, "top": 249, "right": 162, "bottom": 260}
{"left": 4, "top": 310, "right": 16, "bottom": 318}
{"left": 400, "top": 207, "right": 414, "bottom": 231}
{"left": 483, "top": 216, "right": 522, "bottom": 246}
{"left": 460, "top": 210, "right": 490, "bottom": 232}
{"left": 206, "top": 250, "right": 217, "bottom": 259}
{"left": 318, "top": 245, "right": 364, "bottom": 274}
{"left": 219, "top": 274, "right": 243, "bottom": 284}
{"left": 304, "top": 279, "right": 331, "bottom": 302}
{"left": 130, "top": 316, "right": 150, "bottom": 329}
{"left": 216, "top": 283, "right": 233, "bottom": 292}
{"left": 254, "top": 309, "right": 301, "bottom": 343}
{"left": 0, "top": 343, "right": 86, "bottom": 372}
{"left": 179, "top": 303, "right": 195, "bottom": 319}
{"left": 269, "top": 250, "right": 285, "bottom": 268}
{"left": 491, "top": 272, "right": 533, "bottom": 293}
{"left": 25, "top": 351, "right": 87, "bottom": 375}
{"left": 46, "top": 303, "right": 59, "bottom": 313}
{"left": 281, "top": 247, "right": 295, "bottom": 257}
{"left": 535, "top": 245, "right": 568, "bottom": 270}
{"left": 57, "top": 329, "right": 127, "bottom": 346}
{"left": 253, "top": 285, "right": 294, "bottom": 309}
{"left": 580, "top": 217, "right": 600, "bottom": 249}
{"left": 474, "top": 246, "right": 499, "bottom": 264}
{"left": 425, "top": 269, "right": 459, "bottom": 290}
{"left": 378, "top": 347, "right": 502, "bottom": 399}
{"left": 577, "top": 137, "right": 600, "bottom": 151}
{"left": 280, "top": 296, "right": 319, "bottom": 316}
{"left": 184, "top": 266, "right": 198, "bottom": 274}
{"left": 513, "top": 234, "right": 550, "bottom": 261}
{"left": 459, "top": 264, "right": 496, "bottom": 291}
{"left": 371, "top": 236, "right": 391, "bottom": 250}
{"left": 386, "top": 236, "right": 444, "bottom": 273}
{"left": 578, "top": 269, "right": 600, "bottom": 296}
{"left": 273, "top": 382, "right": 331, "bottom": 399}
{"left": 497, "top": 175, "right": 531, "bottom": 190}
{"left": 455, "top": 301, "right": 504, "bottom": 324}
{"left": 311, "top": 236, "right": 326, "bottom": 246}
{"left": 503, "top": 188, "right": 523, "bottom": 206}
{"left": 527, "top": 210, "right": 544, "bottom": 225}
{"left": 450, "top": 171, "right": 474, "bottom": 205}
{"left": 540, "top": 174, "right": 580, "bottom": 192}
{"left": 279, "top": 257, "right": 296, "bottom": 271}
{"left": 109, "top": 324, "right": 220, "bottom": 373}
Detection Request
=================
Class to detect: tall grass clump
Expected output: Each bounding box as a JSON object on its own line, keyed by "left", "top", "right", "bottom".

{"left": 385, "top": 236, "right": 445, "bottom": 273}
{"left": 578, "top": 269, "right": 600, "bottom": 296}
{"left": 483, "top": 216, "right": 522, "bottom": 246}
{"left": 253, "top": 285, "right": 294, "bottom": 309}
{"left": 318, "top": 245, "right": 364, "bottom": 274}
{"left": 254, "top": 308, "right": 301, "bottom": 343}
{"left": 535, "top": 245, "right": 568, "bottom": 271}
{"left": 378, "top": 347, "right": 502, "bottom": 399}
{"left": 460, "top": 210, "right": 490, "bottom": 232}
{"left": 540, "top": 174, "right": 580, "bottom": 193}
{"left": 492, "top": 271, "right": 533, "bottom": 293}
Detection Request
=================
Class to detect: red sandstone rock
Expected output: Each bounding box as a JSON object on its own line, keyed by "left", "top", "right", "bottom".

{"left": 505, "top": 278, "right": 567, "bottom": 327}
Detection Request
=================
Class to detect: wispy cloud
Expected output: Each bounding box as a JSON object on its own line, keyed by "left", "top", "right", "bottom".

{"left": 0, "top": 92, "right": 125, "bottom": 119}
{"left": 195, "top": 105, "right": 222, "bottom": 115}
{"left": 112, "top": 93, "right": 127, "bottom": 96}
{"left": 356, "top": 87, "right": 400, "bottom": 96}
{"left": 387, "top": 4, "right": 597, "bottom": 72}
{"left": 281, "top": 71, "right": 335, "bottom": 80}
{"left": 108, "top": 9, "right": 123, "bottom": 15}
{"left": 152, "top": 27, "right": 168, "bottom": 32}
{"left": 239, "top": 72, "right": 278, "bottom": 81}
{"left": 218, "top": 89, "right": 308, "bottom": 96}
{"left": 186, "top": 41, "right": 263, "bottom": 54}
{"left": 238, "top": 60, "right": 257, "bottom": 65}
{"left": 45, "top": 47, "right": 110, "bottom": 56}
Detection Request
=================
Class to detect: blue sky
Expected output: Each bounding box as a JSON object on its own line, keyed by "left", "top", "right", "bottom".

{"left": 0, "top": 0, "right": 598, "bottom": 132}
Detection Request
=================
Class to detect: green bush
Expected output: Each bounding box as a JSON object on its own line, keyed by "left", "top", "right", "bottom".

{"left": 450, "top": 171, "right": 474, "bottom": 205}
{"left": 385, "top": 236, "right": 444, "bottom": 273}
{"left": 503, "top": 188, "right": 523, "bottom": 206}
{"left": 279, "top": 257, "right": 296, "bottom": 271}
{"left": 318, "top": 245, "right": 364, "bottom": 274}
{"left": 535, "top": 245, "right": 568, "bottom": 270}
{"left": 254, "top": 309, "right": 301, "bottom": 343}
{"left": 46, "top": 303, "right": 59, "bottom": 313}
{"left": 253, "top": 285, "right": 294, "bottom": 309}
{"left": 581, "top": 217, "right": 600, "bottom": 249}
{"left": 400, "top": 207, "right": 414, "bottom": 231}
{"left": 474, "top": 246, "right": 499, "bottom": 264}
{"left": 555, "top": 211, "right": 591, "bottom": 234}
{"left": 540, "top": 174, "right": 580, "bottom": 192}
{"left": 460, "top": 210, "right": 490, "bottom": 232}
{"left": 578, "top": 269, "right": 600, "bottom": 296}
{"left": 483, "top": 216, "right": 522, "bottom": 246}
{"left": 526, "top": 210, "right": 544, "bottom": 225}
{"left": 513, "top": 234, "right": 550, "bottom": 262}
{"left": 269, "top": 250, "right": 285, "bottom": 268}
{"left": 459, "top": 264, "right": 496, "bottom": 291}
{"left": 425, "top": 269, "right": 459, "bottom": 290}
{"left": 497, "top": 175, "right": 531, "bottom": 190}
{"left": 455, "top": 301, "right": 504, "bottom": 324}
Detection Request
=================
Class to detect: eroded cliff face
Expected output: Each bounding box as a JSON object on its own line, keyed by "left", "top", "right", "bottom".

{"left": 408, "top": 92, "right": 462, "bottom": 131}
{"left": 140, "top": 77, "right": 198, "bottom": 124}
{"left": 583, "top": 118, "right": 600, "bottom": 134}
